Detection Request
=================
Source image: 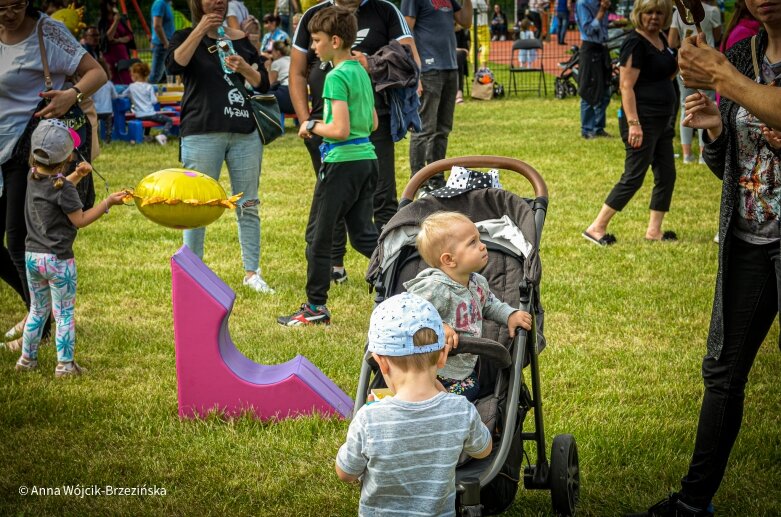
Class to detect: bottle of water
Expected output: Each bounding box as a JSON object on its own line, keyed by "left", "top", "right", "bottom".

{"left": 617, "top": 107, "right": 623, "bottom": 121}
{"left": 215, "top": 26, "right": 236, "bottom": 75}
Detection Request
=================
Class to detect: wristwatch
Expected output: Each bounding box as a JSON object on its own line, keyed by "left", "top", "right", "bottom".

{"left": 306, "top": 119, "right": 318, "bottom": 133}
{"left": 71, "top": 86, "right": 84, "bottom": 104}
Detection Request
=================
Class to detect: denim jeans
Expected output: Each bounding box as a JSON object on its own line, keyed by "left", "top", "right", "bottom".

{"left": 680, "top": 236, "right": 781, "bottom": 509}
{"left": 138, "top": 113, "right": 174, "bottom": 135}
{"left": 181, "top": 132, "right": 264, "bottom": 272}
{"left": 409, "top": 69, "right": 458, "bottom": 177}
{"left": 556, "top": 11, "right": 568, "bottom": 44}
{"left": 580, "top": 92, "right": 611, "bottom": 137}
{"left": 149, "top": 43, "right": 168, "bottom": 84}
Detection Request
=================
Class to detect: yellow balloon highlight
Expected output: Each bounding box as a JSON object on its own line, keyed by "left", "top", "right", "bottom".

{"left": 132, "top": 168, "right": 242, "bottom": 230}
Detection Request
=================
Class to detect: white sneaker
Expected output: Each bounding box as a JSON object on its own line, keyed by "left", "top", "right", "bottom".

{"left": 698, "top": 155, "right": 706, "bottom": 165}
{"left": 243, "top": 272, "right": 275, "bottom": 294}
{"left": 155, "top": 134, "right": 168, "bottom": 146}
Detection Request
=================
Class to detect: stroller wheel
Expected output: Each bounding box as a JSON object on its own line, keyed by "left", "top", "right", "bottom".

{"left": 550, "top": 434, "right": 579, "bottom": 516}
{"left": 566, "top": 82, "right": 578, "bottom": 97}
{"left": 554, "top": 79, "right": 566, "bottom": 99}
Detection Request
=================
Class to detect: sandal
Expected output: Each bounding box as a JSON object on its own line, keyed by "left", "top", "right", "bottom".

{"left": 646, "top": 230, "right": 678, "bottom": 242}
{"left": 582, "top": 230, "right": 617, "bottom": 246}
{"left": 3, "top": 337, "right": 22, "bottom": 352}
{"left": 4, "top": 317, "right": 26, "bottom": 341}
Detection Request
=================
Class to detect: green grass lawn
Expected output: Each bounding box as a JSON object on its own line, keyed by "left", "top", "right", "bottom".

{"left": 1, "top": 95, "right": 779, "bottom": 516}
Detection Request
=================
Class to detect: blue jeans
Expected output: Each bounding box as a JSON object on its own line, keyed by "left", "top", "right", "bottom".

{"left": 180, "top": 132, "right": 264, "bottom": 272}
{"left": 580, "top": 92, "right": 611, "bottom": 136}
{"left": 556, "top": 11, "right": 568, "bottom": 44}
{"left": 149, "top": 43, "right": 168, "bottom": 84}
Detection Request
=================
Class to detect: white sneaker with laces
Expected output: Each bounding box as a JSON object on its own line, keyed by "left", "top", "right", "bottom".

{"left": 243, "top": 272, "right": 275, "bottom": 294}
{"left": 155, "top": 134, "right": 168, "bottom": 146}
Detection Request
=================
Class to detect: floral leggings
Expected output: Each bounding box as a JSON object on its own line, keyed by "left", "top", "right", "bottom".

{"left": 22, "top": 252, "right": 77, "bottom": 362}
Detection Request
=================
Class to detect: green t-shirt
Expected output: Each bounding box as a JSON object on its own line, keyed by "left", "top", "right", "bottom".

{"left": 322, "top": 60, "right": 377, "bottom": 163}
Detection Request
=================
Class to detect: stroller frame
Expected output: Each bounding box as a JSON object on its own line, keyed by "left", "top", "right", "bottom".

{"left": 354, "top": 157, "right": 579, "bottom": 516}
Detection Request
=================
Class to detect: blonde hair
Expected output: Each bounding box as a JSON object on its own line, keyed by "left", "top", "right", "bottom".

{"left": 28, "top": 156, "right": 69, "bottom": 189}
{"left": 630, "top": 0, "right": 673, "bottom": 30}
{"left": 416, "top": 211, "right": 474, "bottom": 268}
{"left": 384, "top": 328, "right": 442, "bottom": 372}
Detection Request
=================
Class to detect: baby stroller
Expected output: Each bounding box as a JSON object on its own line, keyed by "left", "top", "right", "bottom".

{"left": 554, "top": 28, "right": 630, "bottom": 100}
{"left": 357, "top": 156, "right": 580, "bottom": 516}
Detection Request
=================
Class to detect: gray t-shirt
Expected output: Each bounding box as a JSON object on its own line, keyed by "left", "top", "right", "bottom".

{"left": 404, "top": 268, "right": 517, "bottom": 380}
{"left": 401, "top": 0, "right": 461, "bottom": 72}
{"left": 25, "top": 173, "right": 83, "bottom": 260}
{"left": 336, "top": 392, "right": 491, "bottom": 517}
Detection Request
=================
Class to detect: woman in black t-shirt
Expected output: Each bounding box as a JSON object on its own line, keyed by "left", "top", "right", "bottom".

{"left": 583, "top": 0, "right": 678, "bottom": 246}
{"left": 166, "top": 0, "right": 274, "bottom": 294}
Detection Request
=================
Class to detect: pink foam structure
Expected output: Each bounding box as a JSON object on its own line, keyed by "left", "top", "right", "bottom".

{"left": 171, "top": 245, "right": 353, "bottom": 420}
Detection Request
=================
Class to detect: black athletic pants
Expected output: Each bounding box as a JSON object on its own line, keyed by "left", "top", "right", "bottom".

{"left": 605, "top": 112, "right": 676, "bottom": 212}
{"left": 303, "top": 114, "right": 396, "bottom": 267}
{"left": 304, "top": 159, "right": 379, "bottom": 306}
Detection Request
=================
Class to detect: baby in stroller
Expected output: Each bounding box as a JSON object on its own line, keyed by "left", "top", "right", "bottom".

{"left": 404, "top": 211, "right": 532, "bottom": 401}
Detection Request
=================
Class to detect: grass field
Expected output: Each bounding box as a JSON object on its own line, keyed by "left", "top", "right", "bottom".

{"left": 1, "top": 95, "right": 779, "bottom": 516}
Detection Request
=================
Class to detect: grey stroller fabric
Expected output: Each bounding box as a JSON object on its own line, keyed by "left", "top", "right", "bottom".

{"left": 366, "top": 188, "right": 545, "bottom": 354}
{"left": 367, "top": 188, "right": 541, "bottom": 286}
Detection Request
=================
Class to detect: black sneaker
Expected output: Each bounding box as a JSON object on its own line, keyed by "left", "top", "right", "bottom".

{"left": 331, "top": 268, "right": 348, "bottom": 285}
{"left": 626, "top": 493, "right": 714, "bottom": 517}
{"left": 595, "top": 130, "right": 612, "bottom": 138}
{"left": 278, "top": 304, "right": 331, "bottom": 326}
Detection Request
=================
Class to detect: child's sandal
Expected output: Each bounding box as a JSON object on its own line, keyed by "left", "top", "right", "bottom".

{"left": 4, "top": 337, "right": 22, "bottom": 353}
{"left": 3, "top": 317, "right": 26, "bottom": 341}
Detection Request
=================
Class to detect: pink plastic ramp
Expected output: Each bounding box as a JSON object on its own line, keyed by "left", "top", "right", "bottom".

{"left": 171, "top": 246, "right": 353, "bottom": 420}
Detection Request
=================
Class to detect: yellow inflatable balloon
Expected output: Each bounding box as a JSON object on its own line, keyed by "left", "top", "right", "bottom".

{"left": 51, "top": 3, "right": 86, "bottom": 37}
{"left": 132, "top": 168, "right": 242, "bottom": 230}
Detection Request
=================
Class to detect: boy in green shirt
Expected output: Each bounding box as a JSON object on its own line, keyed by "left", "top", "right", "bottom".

{"left": 278, "top": 5, "right": 380, "bottom": 326}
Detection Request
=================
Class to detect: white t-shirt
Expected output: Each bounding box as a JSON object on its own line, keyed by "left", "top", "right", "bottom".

{"left": 474, "top": 0, "right": 489, "bottom": 27}
{"left": 671, "top": 3, "right": 721, "bottom": 48}
{"left": 92, "top": 80, "right": 117, "bottom": 114}
{"left": 0, "top": 15, "right": 85, "bottom": 168}
{"left": 125, "top": 82, "right": 157, "bottom": 117}
{"left": 225, "top": 0, "right": 250, "bottom": 26}
{"left": 270, "top": 55, "right": 290, "bottom": 85}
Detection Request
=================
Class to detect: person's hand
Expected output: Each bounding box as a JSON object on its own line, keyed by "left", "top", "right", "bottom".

{"left": 74, "top": 161, "right": 92, "bottom": 177}
{"left": 298, "top": 122, "right": 312, "bottom": 140}
{"left": 679, "top": 33, "right": 729, "bottom": 90}
{"left": 507, "top": 310, "right": 532, "bottom": 337}
{"left": 224, "top": 54, "right": 252, "bottom": 75}
{"left": 443, "top": 323, "right": 459, "bottom": 352}
{"left": 351, "top": 50, "right": 368, "bottom": 71}
{"left": 683, "top": 91, "right": 722, "bottom": 132}
{"left": 417, "top": 80, "right": 423, "bottom": 97}
{"left": 106, "top": 191, "right": 127, "bottom": 207}
{"left": 599, "top": 0, "right": 610, "bottom": 10}
{"left": 762, "top": 125, "right": 781, "bottom": 150}
{"left": 34, "top": 88, "right": 78, "bottom": 119}
{"left": 627, "top": 124, "right": 643, "bottom": 148}
{"left": 195, "top": 12, "right": 224, "bottom": 37}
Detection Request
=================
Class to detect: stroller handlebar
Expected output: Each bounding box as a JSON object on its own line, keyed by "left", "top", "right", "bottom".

{"left": 401, "top": 156, "right": 548, "bottom": 202}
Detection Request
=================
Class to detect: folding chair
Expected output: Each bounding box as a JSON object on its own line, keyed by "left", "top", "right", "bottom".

{"left": 509, "top": 38, "right": 547, "bottom": 97}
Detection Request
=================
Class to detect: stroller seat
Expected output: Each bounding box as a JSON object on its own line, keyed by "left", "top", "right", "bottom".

{"left": 355, "top": 157, "right": 580, "bottom": 516}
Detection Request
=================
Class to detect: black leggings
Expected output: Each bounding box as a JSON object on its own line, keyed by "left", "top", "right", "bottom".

{"left": 680, "top": 236, "right": 781, "bottom": 508}
{"left": 605, "top": 113, "right": 676, "bottom": 213}
{"left": 1, "top": 156, "right": 30, "bottom": 307}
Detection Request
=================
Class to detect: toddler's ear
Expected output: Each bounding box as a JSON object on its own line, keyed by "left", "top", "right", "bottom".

{"left": 439, "top": 252, "right": 455, "bottom": 269}
{"left": 436, "top": 348, "right": 448, "bottom": 369}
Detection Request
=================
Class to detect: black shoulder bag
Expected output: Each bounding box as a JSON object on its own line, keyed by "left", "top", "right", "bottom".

{"left": 227, "top": 74, "right": 283, "bottom": 145}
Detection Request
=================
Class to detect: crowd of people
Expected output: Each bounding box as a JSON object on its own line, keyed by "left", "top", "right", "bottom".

{"left": 1, "top": 0, "right": 780, "bottom": 515}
